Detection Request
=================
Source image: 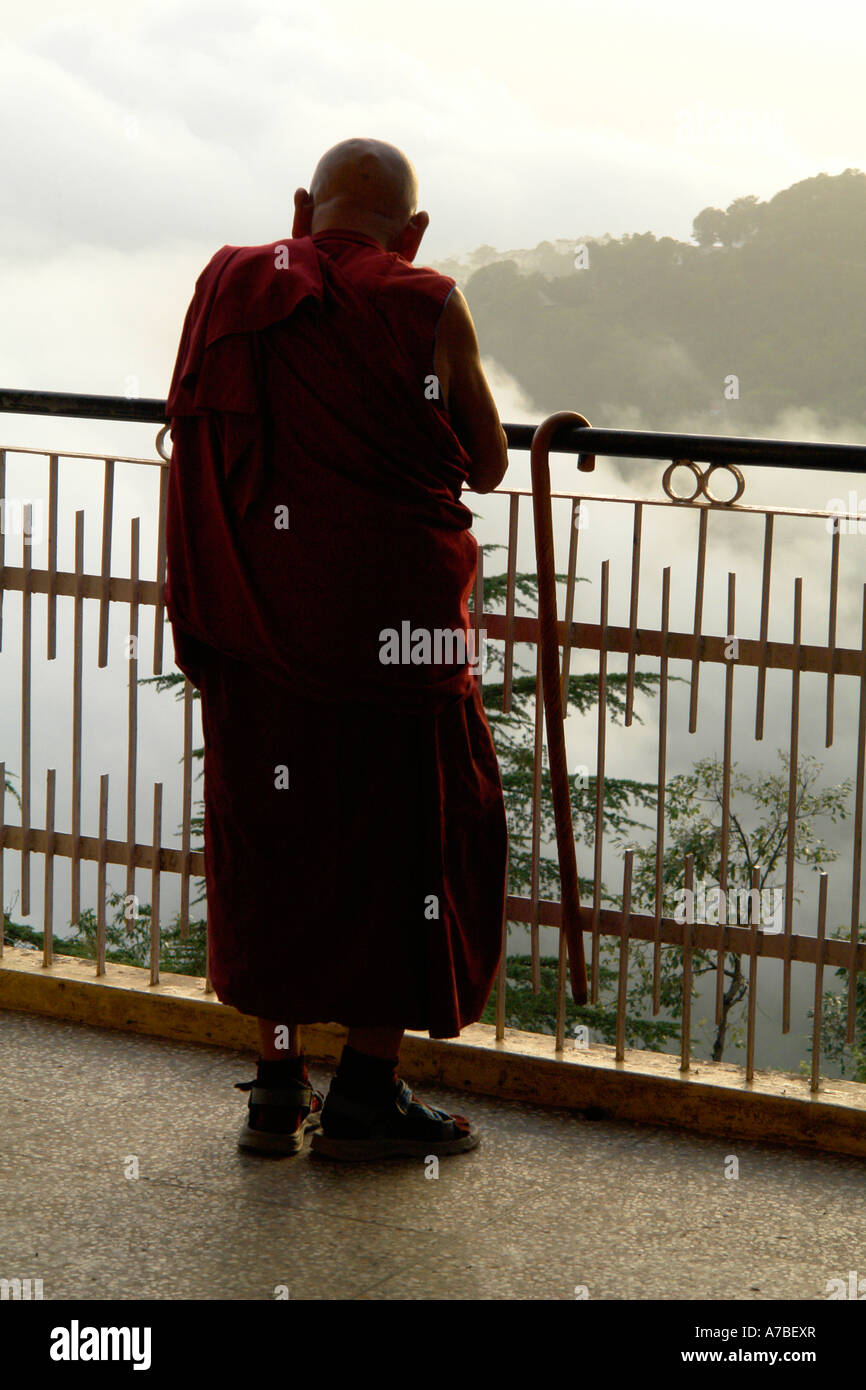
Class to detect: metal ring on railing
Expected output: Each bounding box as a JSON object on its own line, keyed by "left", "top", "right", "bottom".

{"left": 662, "top": 458, "right": 703, "bottom": 502}
{"left": 662, "top": 458, "right": 745, "bottom": 505}
{"left": 155, "top": 424, "right": 173, "bottom": 462}
{"left": 703, "top": 461, "right": 746, "bottom": 504}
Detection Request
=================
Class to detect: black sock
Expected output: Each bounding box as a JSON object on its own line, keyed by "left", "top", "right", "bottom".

{"left": 335, "top": 1044, "right": 398, "bottom": 1097}
{"left": 256, "top": 1054, "right": 308, "bottom": 1086}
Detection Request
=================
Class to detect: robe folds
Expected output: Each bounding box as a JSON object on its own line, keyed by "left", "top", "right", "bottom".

{"left": 164, "top": 230, "right": 508, "bottom": 1036}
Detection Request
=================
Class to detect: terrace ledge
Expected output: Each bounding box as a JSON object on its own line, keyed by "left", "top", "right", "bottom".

{"left": 2, "top": 944, "right": 865, "bottom": 1159}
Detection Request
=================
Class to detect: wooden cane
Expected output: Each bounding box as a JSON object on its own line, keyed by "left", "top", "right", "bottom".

{"left": 530, "top": 411, "right": 595, "bottom": 1005}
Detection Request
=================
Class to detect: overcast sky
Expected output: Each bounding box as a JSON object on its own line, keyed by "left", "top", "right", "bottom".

{"left": 2, "top": 0, "right": 866, "bottom": 403}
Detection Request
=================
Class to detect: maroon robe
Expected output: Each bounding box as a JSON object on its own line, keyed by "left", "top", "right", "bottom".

{"left": 164, "top": 229, "right": 508, "bottom": 1036}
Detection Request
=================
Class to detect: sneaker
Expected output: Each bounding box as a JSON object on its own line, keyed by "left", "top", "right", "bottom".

{"left": 310, "top": 1075, "right": 479, "bottom": 1161}
{"left": 235, "top": 1073, "right": 324, "bottom": 1156}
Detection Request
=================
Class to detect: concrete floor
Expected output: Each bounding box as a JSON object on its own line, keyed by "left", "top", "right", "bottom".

{"left": 2, "top": 1008, "right": 865, "bottom": 1301}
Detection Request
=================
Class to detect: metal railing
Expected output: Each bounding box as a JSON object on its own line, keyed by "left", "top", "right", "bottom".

{"left": 2, "top": 388, "right": 866, "bottom": 1092}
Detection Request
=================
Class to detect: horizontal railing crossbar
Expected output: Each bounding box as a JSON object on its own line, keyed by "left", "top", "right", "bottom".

{"left": 0, "top": 390, "right": 169, "bottom": 426}
{"left": 3, "top": 388, "right": 866, "bottom": 471}
{"left": 2, "top": 566, "right": 163, "bottom": 608}
{"left": 482, "top": 617, "right": 861, "bottom": 678}
{"left": 2, "top": 824, "right": 860, "bottom": 971}
{"left": 506, "top": 897, "right": 866, "bottom": 972}
{"left": 0, "top": 823, "right": 201, "bottom": 877}
{"left": 3, "top": 566, "right": 863, "bottom": 679}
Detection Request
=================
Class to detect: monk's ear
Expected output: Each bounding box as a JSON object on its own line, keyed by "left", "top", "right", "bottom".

{"left": 292, "top": 188, "right": 314, "bottom": 237}
{"left": 394, "top": 210, "right": 429, "bottom": 262}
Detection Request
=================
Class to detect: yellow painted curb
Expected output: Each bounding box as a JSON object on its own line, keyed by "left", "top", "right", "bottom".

{"left": 2, "top": 944, "right": 865, "bottom": 1158}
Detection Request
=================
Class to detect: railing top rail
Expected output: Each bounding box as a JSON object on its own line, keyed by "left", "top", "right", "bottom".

{"left": 3, "top": 387, "right": 866, "bottom": 472}
{"left": 0, "top": 389, "right": 168, "bottom": 426}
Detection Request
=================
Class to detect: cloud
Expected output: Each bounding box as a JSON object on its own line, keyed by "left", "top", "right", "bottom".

{"left": 0, "top": 0, "right": 744, "bottom": 269}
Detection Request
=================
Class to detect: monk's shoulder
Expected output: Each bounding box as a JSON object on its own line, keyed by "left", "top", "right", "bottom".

{"left": 196, "top": 238, "right": 323, "bottom": 333}
{"left": 194, "top": 244, "right": 239, "bottom": 291}
{"left": 432, "top": 285, "right": 480, "bottom": 361}
{"left": 197, "top": 237, "right": 311, "bottom": 289}
{"left": 381, "top": 254, "right": 454, "bottom": 306}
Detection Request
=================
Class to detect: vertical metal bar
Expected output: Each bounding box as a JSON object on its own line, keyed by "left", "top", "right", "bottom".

{"left": 615, "top": 849, "right": 634, "bottom": 1063}
{"left": 555, "top": 912, "right": 568, "bottom": 1052}
{"left": 96, "top": 774, "right": 108, "bottom": 976}
{"left": 152, "top": 461, "right": 169, "bottom": 676}
{"left": 179, "top": 677, "right": 193, "bottom": 940}
{"left": 688, "top": 507, "right": 708, "bottom": 733}
{"left": 755, "top": 513, "right": 774, "bottom": 740}
{"left": 529, "top": 645, "right": 544, "bottom": 992}
{"left": 591, "top": 560, "right": 609, "bottom": 1004}
{"left": 150, "top": 783, "right": 162, "bottom": 987}
{"left": 495, "top": 845, "right": 509, "bottom": 1041}
{"left": 204, "top": 921, "right": 213, "bottom": 995}
{"left": 811, "top": 870, "right": 828, "bottom": 1093}
{"left": 745, "top": 864, "right": 761, "bottom": 1082}
{"left": 70, "top": 512, "right": 84, "bottom": 927}
{"left": 652, "top": 567, "right": 670, "bottom": 1015}
{"left": 826, "top": 519, "right": 840, "bottom": 748}
{"left": 472, "top": 541, "right": 484, "bottom": 687}
{"left": 782, "top": 577, "right": 802, "bottom": 1034}
{"left": 97, "top": 459, "right": 115, "bottom": 669}
{"left": 625, "top": 502, "right": 642, "bottom": 726}
{"left": 717, "top": 572, "right": 735, "bottom": 1025}
{"left": 560, "top": 498, "right": 581, "bottom": 713}
{"left": 42, "top": 768, "right": 55, "bottom": 967}
{"left": 46, "top": 455, "right": 58, "bottom": 660}
{"left": 21, "top": 504, "right": 32, "bottom": 915}
{"left": 847, "top": 585, "right": 866, "bottom": 1044}
{"left": 126, "top": 518, "right": 140, "bottom": 911}
{"left": 680, "top": 853, "right": 694, "bottom": 1072}
{"left": 502, "top": 494, "right": 519, "bottom": 713}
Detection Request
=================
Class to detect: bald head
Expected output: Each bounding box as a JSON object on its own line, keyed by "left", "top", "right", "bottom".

{"left": 311, "top": 138, "right": 418, "bottom": 223}
{"left": 293, "top": 138, "right": 430, "bottom": 259}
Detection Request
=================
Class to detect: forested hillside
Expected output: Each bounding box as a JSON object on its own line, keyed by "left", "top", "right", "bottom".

{"left": 437, "top": 170, "right": 866, "bottom": 434}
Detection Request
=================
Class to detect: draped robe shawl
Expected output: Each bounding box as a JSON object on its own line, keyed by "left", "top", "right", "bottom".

{"left": 163, "top": 235, "right": 508, "bottom": 1036}
{"left": 165, "top": 236, "right": 481, "bottom": 713}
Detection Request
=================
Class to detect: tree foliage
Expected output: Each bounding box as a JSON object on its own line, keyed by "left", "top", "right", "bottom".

{"left": 618, "top": 753, "right": 854, "bottom": 1063}
{"left": 462, "top": 169, "right": 866, "bottom": 431}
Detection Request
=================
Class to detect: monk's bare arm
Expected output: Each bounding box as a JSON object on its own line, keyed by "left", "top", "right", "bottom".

{"left": 433, "top": 287, "right": 509, "bottom": 494}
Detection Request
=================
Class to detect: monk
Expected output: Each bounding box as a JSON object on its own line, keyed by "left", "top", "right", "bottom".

{"left": 164, "top": 138, "right": 509, "bottom": 1162}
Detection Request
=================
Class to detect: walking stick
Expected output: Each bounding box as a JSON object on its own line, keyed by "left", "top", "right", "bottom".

{"left": 530, "top": 412, "right": 595, "bottom": 1005}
